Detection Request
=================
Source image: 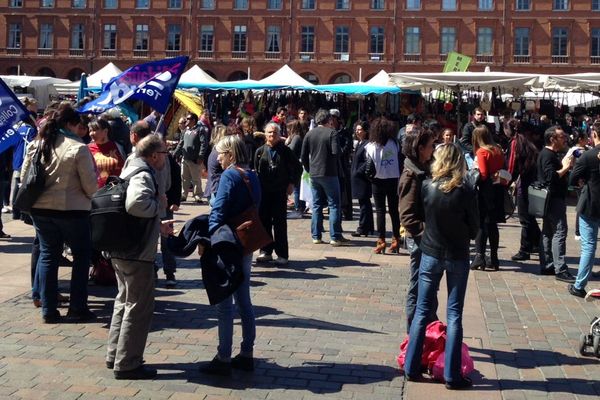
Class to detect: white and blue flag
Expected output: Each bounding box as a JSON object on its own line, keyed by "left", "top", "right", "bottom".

{"left": 78, "top": 56, "right": 189, "bottom": 115}
{"left": 0, "top": 78, "right": 31, "bottom": 155}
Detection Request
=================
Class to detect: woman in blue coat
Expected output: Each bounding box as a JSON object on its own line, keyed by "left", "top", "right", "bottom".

{"left": 350, "top": 121, "right": 374, "bottom": 236}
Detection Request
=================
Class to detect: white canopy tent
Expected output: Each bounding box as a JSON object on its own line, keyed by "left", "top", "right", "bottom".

{"left": 0, "top": 75, "right": 71, "bottom": 109}
{"left": 258, "top": 64, "right": 314, "bottom": 88}
{"left": 54, "top": 62, "right": 123, "bottom": 95}
{"left": 178, "top": 64, "right": 220, "bottom": 86}
{"left": 543, "top": 73, "right": 600, "bottom": 91}
{"left": 389, "top": 71, "right": 541, "bottom": 91}
{"left": 365, "top": 70, "right": 393, "bottom": 86}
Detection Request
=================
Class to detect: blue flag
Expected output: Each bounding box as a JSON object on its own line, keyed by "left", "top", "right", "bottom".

{"left": 0, "top": 78, "right": 31, "bottom": 155}
{"left": 79, "top": 56, "right": 189, "bottom": 115}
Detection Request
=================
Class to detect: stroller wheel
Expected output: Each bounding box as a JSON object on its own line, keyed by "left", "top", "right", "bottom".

{"left": 593, "top": 335, "right": 600, "bottom": 357}
{"left": 579, "top": 333, "right": 588, "bottom": 356}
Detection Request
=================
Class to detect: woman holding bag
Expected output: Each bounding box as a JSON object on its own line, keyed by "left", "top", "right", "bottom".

{"left": 199, "top": 135, "right": 261, "bottom": 376}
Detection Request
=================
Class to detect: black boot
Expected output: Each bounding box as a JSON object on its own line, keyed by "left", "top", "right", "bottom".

{"left": 490, "top": 251, "right": 499, "bottom": 271}
{"left": 470, "top": 253, "right": 486, "bottom": 270}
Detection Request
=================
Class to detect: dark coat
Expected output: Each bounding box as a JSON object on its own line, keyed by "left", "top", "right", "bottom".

{"left": 398, "top": 158, "right": 430, "bottom": 238}
{"left": 351, "top": 140, "right": 371, "bottom": 199}
{"left": 569, "top": 145, "right": 600, "bottom": 219}
{"left": 255, "top": 142, "right": 302, "bottom": 193}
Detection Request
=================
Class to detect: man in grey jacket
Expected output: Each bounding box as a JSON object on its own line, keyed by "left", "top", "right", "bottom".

{"left": 173, "top": 112, "right": 209, "bottom": 203}
{"left": 106, "top": 134, "right": 172, "bottom": 380}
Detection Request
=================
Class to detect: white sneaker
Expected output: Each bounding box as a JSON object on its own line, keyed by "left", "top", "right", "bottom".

{"left": 575, "top": 235, "right": 581, "bottom": 241}
{"left": 256, "top": 253, "right": 273, "bottom": 262}
{"left": 273, "top": 257, "right": 288, "bottom": 266}
{"left": 1, "top": 207, "right": 9, "bottom": 213}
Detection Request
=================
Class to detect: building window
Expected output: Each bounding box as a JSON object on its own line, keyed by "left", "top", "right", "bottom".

{"left": 39, "top": 23, "right": 53, "bottom": 49}
{"left": 301, "top": 0, "right": 315, "bottom": 9}
{"left": 301, "top": 25, "right": 315, "bottom": 53}
{"left": 442, "top": 0, "right": 456, "bottom": 10}
{"left": 168, "top": 0, "right": 182, "bottom": 8}
{"left": 370, "top": 26, "right": 384, "bottom": 54}
{"left": 233, "top": 25, "right": 247, "bottom": 52}
{"left": 440, "top": 27, "right": 456, "bottom": 55}
{"left": 8, "top": 23, "right": 21, "bottom": 48}
{"left": 371, "top": 0, "right": 384, "bottom": 9}
{"left": 514, "top": 27, "right": 529, "bottom": 56}
{"left": 515, "top": 0, "right": 529, "bottom": 10}
{"left": 405, "top": 27, "right": 420, "bottom": 54}
{"left": 267, "top": 0, "right": 282, "bottom": 9}
{"left": 167, "top": 24, "right": 181, "bottom": 51}
{"left": 136, "top": 0, "right": 149, "bottom": 8}
{"left": 71, "top": 24, "right": 85, "bottom": 49}
{"left": 200, "top": 25, "right": 214, "bottom": 51}
{"left": 477, "top": 27, "right": 493, "bottom": 55}
{"left": 200, "top": 0, "right": 215, "bottom": 8}
{"left": 479, "top": 0, "right": 492, "bottom": 10}
{"left": 552, "top": 27, "right": 568, "bottom": 55}
{"left": 234, "top": 0, "right": 248, "bottom": 9}
{"left": 41, "top": 0, "right": 54, "bottom": 7}
{"left": 135, "top": 24, "right": 149, "bottom": 50}
{"left": 336, "top": 0, "right": 349, "bottom": 9}
{"left": 592, "top": 28, "right": 600, "bottom": 56}
{"left": 103, "top": 24, "right": 117, "bottom": 50}
{"left": 266, "top": 25, "right": 281, "bottom": 52}
{"left": 104, "top": 0, "right": 117, "bottom": 8}
{"left": 406, "top": 0, "right": 420, "bottom": 10}
{"left": 334, "top": 26, "right": 349, "bottom": 53}
{"left": 553, "top": 0, "right": 568, "bottom": 10}
{"left": 73, "top": 0, "right": 85, "bottom": 7}
{"left": 594, "top": 0, "right": 600, "bottom": 11}
{"left": 9, "top": 0, "right": 23, "bottom": 6}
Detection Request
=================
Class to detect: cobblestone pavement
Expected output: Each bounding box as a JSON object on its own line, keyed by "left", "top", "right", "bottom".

{"left": 0, "top": 202, "right": 599, "bottom": 400}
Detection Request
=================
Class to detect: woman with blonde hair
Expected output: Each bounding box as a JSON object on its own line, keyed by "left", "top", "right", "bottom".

{"left": 206, "top": 123, "right": 230, "bottom": 204}
{"left": 470, "top": 125, "right": 506, "bottom": 271}
{"left": 403, "top": 143, "right": 479, "bottom": 390}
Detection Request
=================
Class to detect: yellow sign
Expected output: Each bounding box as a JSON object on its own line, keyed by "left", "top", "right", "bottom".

{"left": 443, "top": 52, "right": 472, "bottom": 72}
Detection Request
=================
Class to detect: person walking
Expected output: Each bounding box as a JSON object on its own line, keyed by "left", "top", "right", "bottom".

{"left": 537, "top": 126, "right": 575, "bottom": 282}
{"left": 365, "top": 117, "right": 403, "bottom": 254}
{"left": 567, "top": 122, "right": 600, "bottom": 297}
{"left": 301, "top": 109, "right": 347, "bottom": 246}
{"left": 106, "top": 134, "right": 173, "bottom": 380}
{"left": 403, "top": 143, "right": 479, "bottom": 390}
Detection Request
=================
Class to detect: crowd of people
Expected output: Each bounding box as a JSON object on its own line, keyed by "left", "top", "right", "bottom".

{"left": 0, "top": 94, "right": 598, "bottom": 387}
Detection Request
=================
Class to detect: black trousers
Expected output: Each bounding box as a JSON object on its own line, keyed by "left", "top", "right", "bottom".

{"left": 372, "top": 178, "right": 401, "bottom": 239}
{"left": 517, "top": 192, "right": 541, "bottom": 253}
{"left": 357, "top": 197, "right": 374, "bottom": 234}
{"left": 259, "top": 189, "right": 289, "bottom": 259}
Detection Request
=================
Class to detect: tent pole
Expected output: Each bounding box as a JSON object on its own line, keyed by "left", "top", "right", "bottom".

{"left": 155, "top": 114, "right": 165, "bottom": 137}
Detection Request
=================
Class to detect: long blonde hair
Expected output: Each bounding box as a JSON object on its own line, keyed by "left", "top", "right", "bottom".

{"left": 431, "top": 144, "right": 465, "bottom": 193}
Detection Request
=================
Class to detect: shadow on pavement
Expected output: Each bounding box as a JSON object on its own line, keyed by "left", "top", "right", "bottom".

{"left": 153, "top": 360, "right": 399, "bottom": 393}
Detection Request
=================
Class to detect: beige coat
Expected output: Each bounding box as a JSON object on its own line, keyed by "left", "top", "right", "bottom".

{"left": 21, "top": 134, "right": 98, "bottom": 211}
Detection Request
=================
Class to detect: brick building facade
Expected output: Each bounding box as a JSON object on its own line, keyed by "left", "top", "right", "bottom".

{"left": 1, "top": 0, "right": 600, "bottom": 83}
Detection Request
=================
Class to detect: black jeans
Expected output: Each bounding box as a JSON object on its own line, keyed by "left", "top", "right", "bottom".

{"left": 371, "top": 178, "right": 401, "bottom": 239}
{"left": 259, "top": 189, "right": 289, "bottom": 259}
{"left": 357, "top": 197, "right": 374, "bottom": 234}
{"left": 517, "top": 192, "right": 541, "bottom": 253}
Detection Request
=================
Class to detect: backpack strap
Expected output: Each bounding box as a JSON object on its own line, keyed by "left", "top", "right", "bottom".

{"left": 123, "top": 166, "right": 159, "bottom": 194}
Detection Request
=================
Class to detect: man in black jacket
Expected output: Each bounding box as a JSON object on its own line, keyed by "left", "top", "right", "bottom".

{"left": 459, "top": 107, "right": 485, "bottom": 156}
{"left": 537, "top": 126, "right": 575, "bottom": 282}
{"left": 254, "top": 122, "right": 302, "bottom": 265}
{"left": 567, "top": 122, "right": 600, "bottom": 297}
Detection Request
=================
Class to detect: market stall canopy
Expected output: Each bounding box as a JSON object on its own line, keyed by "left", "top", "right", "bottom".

{"left": 173, "top": 89, "right": 203, "bottom": 116}
{"left": 178, "top": 79, "right": 287, "bottom": 91}
{"left": 366, "top": 70, "right": 393, "bottom": 86}
{"left": 178, "top": 65, "right": 220, "bottom": 86}
{"left": 309, "top": 82, "right": 411, "bottom": 95}
{"left": 543, "top": 73, "right": 600, "bottom": 91}
{"left": 389, "top": 71, "right": 541, "bottom": 91}
{"left": 0, "top": 75, "right": 71, "bottom": 109}
{"left": 54, "top": 62, "right": 123, "bottom": 94}
{"left": 258, "top": 64, "right": 314, "bottom": 88}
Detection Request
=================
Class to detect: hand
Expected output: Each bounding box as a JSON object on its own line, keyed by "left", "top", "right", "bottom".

{"left": 170, "top": 204, "right": 179, "bottom": 212}
{"left": 160, "top": 219, "right": 175, "bottom": 237}
{"left": 561, "top": 154, "right": 574, "bottom": 170}
{"left": 197, "top": 243, "right": 205, "bottom": 256}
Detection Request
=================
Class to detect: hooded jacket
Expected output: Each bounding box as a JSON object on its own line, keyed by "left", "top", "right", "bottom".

{"left": 398, "top": 158, "right": 430, "bottom": 239}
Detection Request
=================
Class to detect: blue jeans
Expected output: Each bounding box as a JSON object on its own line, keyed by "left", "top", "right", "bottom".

{"left": 574, "top": 214, "right": 599, "bottom": 291}
{"left": 216, "top": 254, "right": 255, "bottom": 359}
{"left": 310, "top": 176, "right": 342, "bottom": 241}
{"left": 31, "top": 214, "right": 92, "bottom": 317}
{"left": 404, "top": 253, "right": 469, "bottom": 383}
{"left": 293, "top": 184, "right": 305, "bottom": 211}
{"left": 158, "top": 209, "right": 176, "bottom": 274}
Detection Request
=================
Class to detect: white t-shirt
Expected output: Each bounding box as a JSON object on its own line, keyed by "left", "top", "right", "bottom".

{"left": 365, "top": 139, "right": 401, "bottom": 179}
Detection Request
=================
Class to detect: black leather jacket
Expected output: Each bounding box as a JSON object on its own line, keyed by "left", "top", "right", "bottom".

{"left": 419, "top": 178, "right": 480, "bottom": 261}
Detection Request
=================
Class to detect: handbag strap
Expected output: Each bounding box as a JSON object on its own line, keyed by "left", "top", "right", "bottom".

{"left": 232, "top": 166, "right": 257, "bottom": 206}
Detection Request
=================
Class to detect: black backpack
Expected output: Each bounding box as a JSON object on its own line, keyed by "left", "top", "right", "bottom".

{"left": 90, "top": 167, "right": 157, "bottom": 252}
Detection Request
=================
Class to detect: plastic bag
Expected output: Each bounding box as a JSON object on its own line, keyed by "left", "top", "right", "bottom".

{"left": 430, "top": 342, "right": 475, "bottom": 382}
{"left": 397, "top": 320, "right": 447, "bottom": 371}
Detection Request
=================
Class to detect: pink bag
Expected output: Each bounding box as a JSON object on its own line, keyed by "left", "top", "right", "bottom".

{"left": 430, "top": 342, "right": 475, "bottom": 381}
{"left": 397, "top": 320, "right": 447, "bottom": 372}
